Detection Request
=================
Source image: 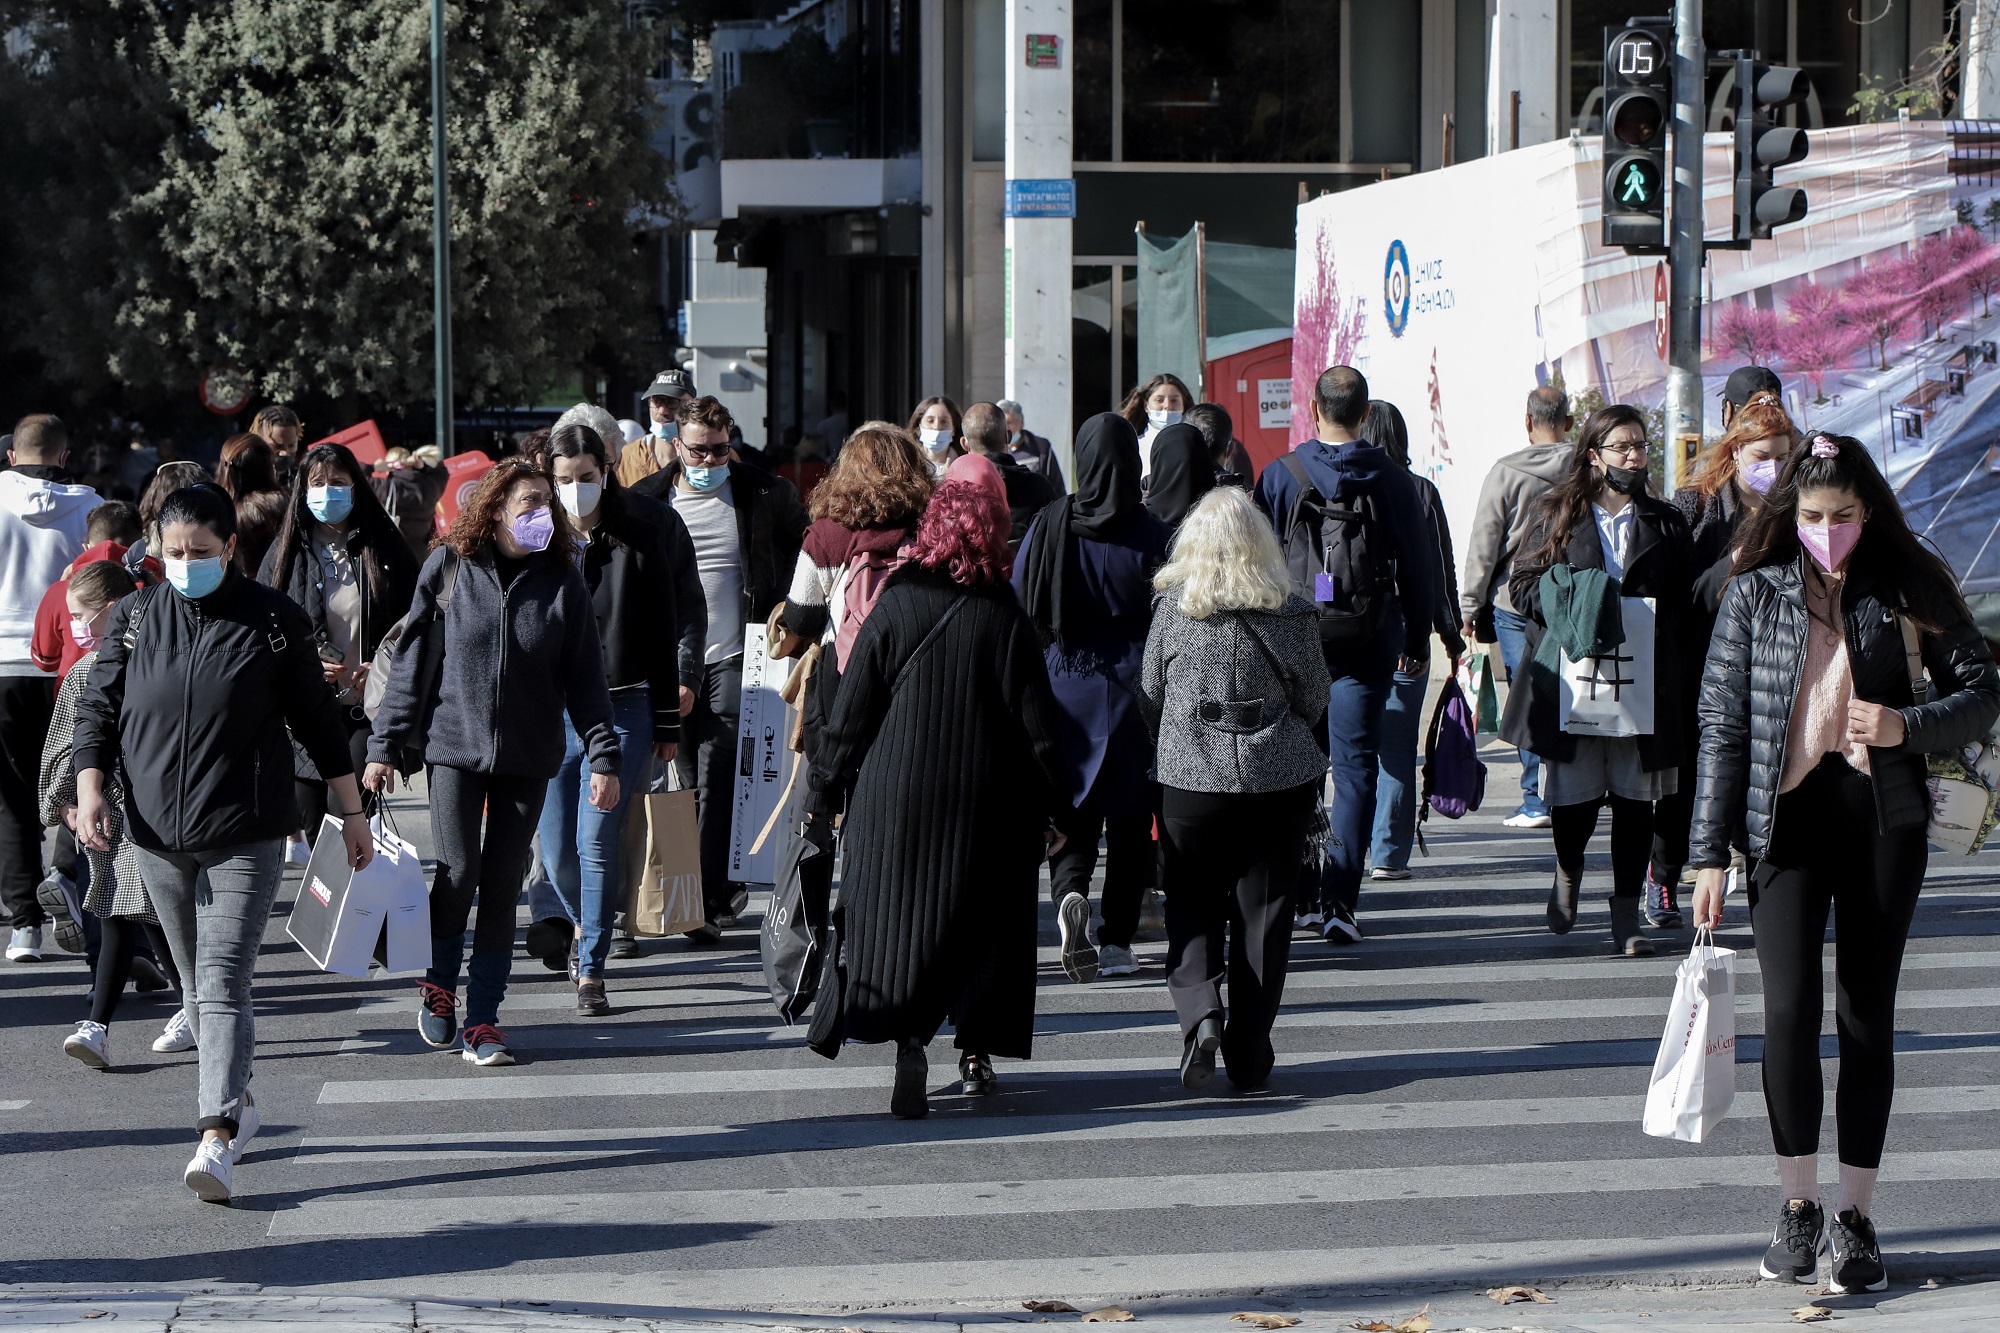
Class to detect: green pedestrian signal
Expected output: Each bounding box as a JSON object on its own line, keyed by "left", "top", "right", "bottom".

{"left": 1601, "top": 23, "right": 1671, "bottom": 252}
{"left": 1620, "top": 164, "right": 1649, "bottom": 204}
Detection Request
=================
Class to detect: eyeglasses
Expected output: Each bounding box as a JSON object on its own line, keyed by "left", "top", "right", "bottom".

{"left": 1595, "top": 439, "right": 1651, "bottom": 461}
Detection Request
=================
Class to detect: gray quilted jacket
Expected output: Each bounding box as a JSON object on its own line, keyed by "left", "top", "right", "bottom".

{"left": 1139, "top": 594, "right": 1331, "bottom": 794}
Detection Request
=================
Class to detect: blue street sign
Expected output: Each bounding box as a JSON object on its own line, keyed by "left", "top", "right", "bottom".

{"left": 1005, "top": 179, "right": 1076, "bottom": 219}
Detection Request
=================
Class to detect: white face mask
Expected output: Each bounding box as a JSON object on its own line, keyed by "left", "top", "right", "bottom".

{"left": 1147, "top": 409, "right": 1183, "bottom": 431}
{"left": 919, "top": 427, "right": 952, "bottom": 451}
{"left": 557, "top": 480, "right": 602, "bottom": 518}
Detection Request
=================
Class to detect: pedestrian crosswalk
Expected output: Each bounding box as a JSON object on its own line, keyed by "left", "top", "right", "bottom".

{"left": 251, "top": 753, "right": 2000, "bottom": 1312}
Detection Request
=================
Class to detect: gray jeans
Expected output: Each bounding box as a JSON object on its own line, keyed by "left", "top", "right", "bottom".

{"left": 135, "top": 840, "right": 284, "bottom": 1135}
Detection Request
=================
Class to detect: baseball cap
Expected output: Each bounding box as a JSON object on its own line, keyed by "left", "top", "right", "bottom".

{"left": 1721, "top": 365, "right": 1782, "bottom": 406}
{"left": 643, "top": 368, "right": 696, "bottom": 401}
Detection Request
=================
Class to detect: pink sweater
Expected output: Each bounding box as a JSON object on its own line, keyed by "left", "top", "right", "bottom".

{"left": 1780, "top": 578, "right": 1872, "bottom": 793}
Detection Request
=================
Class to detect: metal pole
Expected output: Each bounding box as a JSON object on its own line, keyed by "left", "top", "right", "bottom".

{"left": 1664, "top": 0, "right": 1705, "bottom": 494}
{"left": 431, "top": 0, "right": 455, "bottom": 455}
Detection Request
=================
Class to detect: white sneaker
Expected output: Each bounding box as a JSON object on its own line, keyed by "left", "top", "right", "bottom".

{"left": 1098, "top": 943, "right": 1141, "bottom": 977}
{"left": 1369, "top": 866, "right": 1412, "bottom": 881}
{"left": 230, "top": 1090, "right": 260, "bottom": 1164}
{"left": 153, "top": 1008, "right": 196, "bottom": 1053}
{"left": 184, "top": 1137, "right": 233, "bottom": 1203}
{"left": 1503, "top": 810, "right": 1553, "bottom": 830}
{"left": 5, "top": 925, "right": 43, "bottom": 962}
{"left": 63, "top": 1020, "right": 111, "bottom": 1070}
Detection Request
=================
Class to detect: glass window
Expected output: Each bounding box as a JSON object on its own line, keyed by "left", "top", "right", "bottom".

{"left": 1116, "top": 0, "right": 1341, "bottom": 163}
{"left": 971, "top": 0, "right": 1006, "bottom": 161}
{"left": 1075, "top": 0, "right": 1114, "bottom": 160}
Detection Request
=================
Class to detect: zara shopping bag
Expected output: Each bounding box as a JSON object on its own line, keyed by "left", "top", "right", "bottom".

{"left": 286, "top": 812, "right": 430, "bottom": 977}
{"left": 1642, "top": 928, "right": 1738, "bottom": 1143}
{"left": 624, "top": 768, "right": 706, "bottom": 937}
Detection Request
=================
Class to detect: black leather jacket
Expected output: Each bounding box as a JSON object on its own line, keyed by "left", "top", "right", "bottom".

{"left": 1689, "top": 553, "right": 2000, "bottom": 867}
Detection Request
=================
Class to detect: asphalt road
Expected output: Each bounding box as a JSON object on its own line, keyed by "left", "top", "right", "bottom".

{"left": 3, "top": 751, "right": 1998, "bottom": 1316}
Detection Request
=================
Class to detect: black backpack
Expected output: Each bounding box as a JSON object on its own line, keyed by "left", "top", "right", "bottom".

{"left": 1275, "top": 452, "right": 1394, "bottom": 646}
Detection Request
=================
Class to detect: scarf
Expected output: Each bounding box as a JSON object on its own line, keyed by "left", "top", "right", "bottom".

{"left": 1141, "top": 423, "right": 1215, "bottom": 529}
{"left": 1018, "top": 412, "right": 1143, "bottom": 645}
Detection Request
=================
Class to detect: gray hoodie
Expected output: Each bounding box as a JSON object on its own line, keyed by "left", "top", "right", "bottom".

{"left": 1459, "top": 440, "right": 1570, "bottom": 621}
{"left": 0, "top": 468, "right": 102, "bottom": 674}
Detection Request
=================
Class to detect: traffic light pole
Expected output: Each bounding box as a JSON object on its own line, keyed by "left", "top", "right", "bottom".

{"left": 1663, "top": 0, "right": 1704, "bottom": 495}
{"left": 431, "top": 0, "right": 455, "bottom": 456}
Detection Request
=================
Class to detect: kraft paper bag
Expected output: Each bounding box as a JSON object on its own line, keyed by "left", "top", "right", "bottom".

{"left": 625, "top": 773, "right": 706, "bottom": 938}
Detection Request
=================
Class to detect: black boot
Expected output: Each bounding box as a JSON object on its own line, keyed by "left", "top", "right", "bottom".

{"left": 891, "top": 1039, "right": 929, "bottom": 1119}
{"left": 1609, "top": 894, "right": 1654, "bottom": 957}
{"left": 1547, "top": 867, "right": 1582, "bottom": 935}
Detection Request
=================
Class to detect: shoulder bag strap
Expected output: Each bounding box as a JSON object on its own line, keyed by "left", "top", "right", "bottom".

{"left": 889, "top": 593, "right": 970, "bottom": 693}
{"left": 1897, "top": 611, "right": 1931, "bottom": 705}
{"left": 436, "top": 548, "right": 462, "bottom": 613}
{"left": 122, "top": 584, "right": 161, "bottom": 652}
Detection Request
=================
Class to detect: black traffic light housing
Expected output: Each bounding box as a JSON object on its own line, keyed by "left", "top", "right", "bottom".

{"left": 1602, "top": 20, "right": 1672, "bottom": 253}
{"left": 1732, "top": 56, "right": 1811, "bottom": 241}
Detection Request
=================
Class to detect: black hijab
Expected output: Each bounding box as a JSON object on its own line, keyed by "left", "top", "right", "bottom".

{"left": 1018, "top": 412, "right": 1145, "bottom": 645}
{"left": 1142, "top": 423, "right": 1214, "bottom": 529}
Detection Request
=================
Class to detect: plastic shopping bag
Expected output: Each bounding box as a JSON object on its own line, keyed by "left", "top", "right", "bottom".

{"left": 1642, "top": 928, "right": 1737, "bottom": 1143}
{"left": 1456, "top": 651, "right": 1500, "bottom": 734}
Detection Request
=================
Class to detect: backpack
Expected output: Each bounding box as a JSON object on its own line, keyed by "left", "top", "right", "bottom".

{"left": 1418, "top": 675, "right": 1487, "bottom": 847}
{"left": 1275, "top": 452, "right": 1394, "bottom": 646}
{"left": 830, "top": 543, "right": 911, "bottom": 672}
{"left": 364, "top": 549, "right": 461, "bottom": 774}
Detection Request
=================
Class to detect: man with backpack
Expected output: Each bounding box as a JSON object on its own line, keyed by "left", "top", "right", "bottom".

{"left": 1255, "top": 367, "right": 1441, "bottom": 944}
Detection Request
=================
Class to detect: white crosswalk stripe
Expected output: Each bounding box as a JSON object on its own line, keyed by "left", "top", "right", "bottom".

{"left": 268, "top": 764, "right": 2000, "bottom": 1309}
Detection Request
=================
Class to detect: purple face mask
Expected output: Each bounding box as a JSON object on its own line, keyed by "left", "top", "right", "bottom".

{"left": 1742, "top": 457, "right": 1782, "bottom": 495}
{"left": 510, "top": 505, "right": 555, "bottom": 553}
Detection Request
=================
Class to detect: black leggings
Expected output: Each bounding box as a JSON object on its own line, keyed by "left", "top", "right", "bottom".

{"left": 1752, "top": 755, "right": 1927, "bottom": 1168}
{"left": 1552, "top": 795, "right": 1653, "bottom": 898}
{"left": 296, "top": 723, "right": 374, "bottom": 836}
{"left": 92, "top": 915, "right": 175, "bottom": 1026}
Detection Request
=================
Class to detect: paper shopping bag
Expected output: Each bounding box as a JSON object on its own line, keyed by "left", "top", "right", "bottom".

{"left": 286, "top": 814, "right": 430, "bottom": 977}
{"left": 1642, "top": 928, "right": 1738, "bottom": 1143}
{"left": 624, "top": 775, "right": 706, "bottom": 937}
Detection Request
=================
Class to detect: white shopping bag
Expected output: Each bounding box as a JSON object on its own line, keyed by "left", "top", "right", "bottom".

{"left": 1642, "top": 927, "right": 1737, "bottom": 1143}
{"left": 1559, "top": 596, "right": 1656, "bottom": 738}
{"left": 286, "top": 813, "right": 431, "bottom": 977}
{"left": 730, "top": 623, "right": 803, "bottom": 884}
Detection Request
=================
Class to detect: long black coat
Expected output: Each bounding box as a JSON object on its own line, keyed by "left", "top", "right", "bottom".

{"left": 1690, "top": 553, "right": 2000, "bottom": 866}
{"left": 808, "top": 567, "right": 1069, "bottom": 1058}
{"left": 1499, "top": 494, "right": 1693, "bottom": 771}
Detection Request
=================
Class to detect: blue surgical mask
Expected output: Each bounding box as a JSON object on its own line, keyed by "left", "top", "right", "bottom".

{"left": 307, "top": 485, "right": 354, "bottom": 524}
{"left": 684, "top": 463, "right": 726, "bottom": 493}
{"left": 1147, "top": 409, "right": 1183, "bottom": 431}
{"left": 165, "top": 555, "right": 227, "bottom": 600}
{"left": 919, "top": 427, "right": 953, "bottom": 452}
{"left": 652, "top": 420, "right": 678, "bottom": 441}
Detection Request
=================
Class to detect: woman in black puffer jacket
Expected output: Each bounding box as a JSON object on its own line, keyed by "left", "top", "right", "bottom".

{"left": 1689, "top": 433, "right": 2000, "bottom": 1295}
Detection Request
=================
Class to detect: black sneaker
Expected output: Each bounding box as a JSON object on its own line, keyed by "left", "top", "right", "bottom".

{"left": 1643, "top": 869, "right": 1684, "bottom": 929}
{"left": 1320, "top": 902, "right": 1363, "bottom": 944}
{"left": 1828, "top": 1208, "right": 1888, "bottom": 1294}
{"left": 1759, "top": 1198, "right": 1826, "bottom": 1282}
{"left": 416, "top": 981, "right": 459, "bottom": 1049}
{"left": 1058, "top": 892, "right": 1099, "bottom": 983}
{"left": 891, "top": 1041, "right": 929, "bottom": 1119}
{"left": 959, "top": 1052, "right": 997, "bottom": 1096}
{"left": 524, "top": 917, "right": 573, "bottom": 971}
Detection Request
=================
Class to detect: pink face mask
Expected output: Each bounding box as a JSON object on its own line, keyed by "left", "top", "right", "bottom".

{"left": 69, "top": 616, "right": 100, "bottom": 651}
{"left": 1798, "top": 521, "right": 1861, "bottom": 572}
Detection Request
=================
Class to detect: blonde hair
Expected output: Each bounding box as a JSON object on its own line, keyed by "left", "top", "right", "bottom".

{"left": 1154, "top": 487, "right": 1291, "bottom": 619}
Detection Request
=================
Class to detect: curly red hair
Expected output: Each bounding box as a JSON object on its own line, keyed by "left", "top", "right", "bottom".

{"left": 442, "top": 455, "right": 576, "bottom": 558}
{"left": 911, "top": 480, "right": 1011, "bottom": 585}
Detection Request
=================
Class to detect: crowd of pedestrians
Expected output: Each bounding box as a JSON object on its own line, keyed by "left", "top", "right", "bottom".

{"left": 4, "top": 356, "right": 1996, "bottom": 1299}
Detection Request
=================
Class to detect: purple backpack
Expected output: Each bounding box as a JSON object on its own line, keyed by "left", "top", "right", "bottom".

{"left": 1419, "top": 676, "right": 1488, "bottom": 840}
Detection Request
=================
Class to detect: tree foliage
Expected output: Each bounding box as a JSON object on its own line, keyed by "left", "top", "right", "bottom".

{"left": 1, "top": 0, "right": 676, "bottom": 421}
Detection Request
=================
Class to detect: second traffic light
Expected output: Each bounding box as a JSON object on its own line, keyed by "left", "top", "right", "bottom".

{"left": 1602, "top": 22, "right": 1672, "bottom": 251}
{"left": 1734, "top": 56, "right": 1811, "bottom": 241}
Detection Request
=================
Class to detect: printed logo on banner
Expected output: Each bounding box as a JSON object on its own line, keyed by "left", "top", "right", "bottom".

{"left": 1384, "top": 239, "right": 1412, "bottom": 338}
{"left": 1257, "top": 378, "right": 1292, "bottom": 430}
{"left": 308, "top": 878, "right": 332, "bottom": 906}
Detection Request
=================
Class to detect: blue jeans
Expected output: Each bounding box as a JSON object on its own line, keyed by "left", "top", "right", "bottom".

{"left": 534, "top": 689, "right": 653, "bottom": 979}
{"left": 1369, "top": 667, "right": 1429, "bottom": 872}
{"left": 1318, "top": 670, "right": 1392, "bottom": 912}
{"left": 1491, "top": 605, "right": 1546, "bottom": 816}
